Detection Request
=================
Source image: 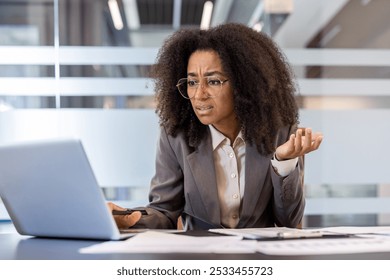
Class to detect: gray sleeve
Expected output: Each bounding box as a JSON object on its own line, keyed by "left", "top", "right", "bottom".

{"left": 270, "top": 124, "right": 305, "bottom": 227}
{"left": 132, "top": 127, "right": 184, "bottom": 229}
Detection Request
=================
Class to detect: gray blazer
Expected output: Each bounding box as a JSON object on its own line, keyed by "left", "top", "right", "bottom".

{"left": 134, "top": 125, "right": 305, "bottom": 230}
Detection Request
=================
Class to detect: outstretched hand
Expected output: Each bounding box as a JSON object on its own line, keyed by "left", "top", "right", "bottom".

{"left": 275, "top": 127, "right": 323, "bottom": 161}
{"left": 107, "top": 202, "right": 142, "bottom": 229}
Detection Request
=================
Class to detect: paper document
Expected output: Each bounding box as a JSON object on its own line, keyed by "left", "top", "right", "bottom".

{"left": 80, "top": 231, "right": 257, "bottom": 254}
{"left": 80, "top": 227, "right": 390, "bottom": 255}
{"left": 256, "top": 237, "right": 390, "bottom": 255}
{"left": 318, "top": 226, "right": 390, "bottom": 236}
{"left": 209, "top": 227, "right": 324, "bottom": 239}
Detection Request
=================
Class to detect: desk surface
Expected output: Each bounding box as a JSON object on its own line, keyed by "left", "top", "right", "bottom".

{"left": 1, "top": 225, "right": 390, "bottom": 260}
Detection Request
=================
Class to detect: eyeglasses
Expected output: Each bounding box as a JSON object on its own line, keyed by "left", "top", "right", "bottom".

{"left": 176, "top": 76, "right": 229, "bottom": 99}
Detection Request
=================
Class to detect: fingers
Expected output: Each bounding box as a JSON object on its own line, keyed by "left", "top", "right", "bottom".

{"left": 303, "top": 128, "right": 312, "bottom": 149}
{"left": 107, "top": 201, "right": 127, "bottom": 212}
{"left": 297, "top": 127, "right": 323, "bottom": 155}
{"left": 299, "top": 128, "right": 312, "bottom": 154}
{"left": 125, "top": 211, "right": 142, "bottom": 227}
{"left": 275, "top": 127, "right": 323, "bottom": 160}
{"left": 286, "top": 128, "right": 306, "bottom": 157}
{"left": 275, "top": 134, "right": 295, "bottom": 160}
{"left": 107, "top": 202, "right": 142, "bottom": 228}
{"left": 294, "top": 128, "right": 304, "bottom": 154}
{"left": 113, "top": 211, "right": 142, "bottom": 229}
{"left": 311, "top": 132, "right": 324, "bottom": 150}
{"left": 286, "top": 133, "right": 296, "bottom": 153}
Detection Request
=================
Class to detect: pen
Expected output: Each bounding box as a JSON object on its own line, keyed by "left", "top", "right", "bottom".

{"left": 112, "top": 209, "right": 148, "bottom": 215}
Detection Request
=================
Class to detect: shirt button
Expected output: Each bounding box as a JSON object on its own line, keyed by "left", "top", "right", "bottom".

{"left": 232, "top": 215, "right": 238, "bottom": 219}
{"left": 229, "top": 152, "right": 234, "bottom": 158}
{"left": 230, "top": 173, "right": 236, "bottom": 178}
{"left": 233, "top": 194, "right": 239, "bottom": 199}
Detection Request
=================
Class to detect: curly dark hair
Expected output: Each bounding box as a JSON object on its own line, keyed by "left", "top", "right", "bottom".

{"left": 151, "top": 23, "right": 299, "bottom": 155}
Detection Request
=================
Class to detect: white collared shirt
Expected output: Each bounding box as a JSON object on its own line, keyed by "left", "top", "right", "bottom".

{"left": 209, "top": 125, "right": 298, "bottom": 228}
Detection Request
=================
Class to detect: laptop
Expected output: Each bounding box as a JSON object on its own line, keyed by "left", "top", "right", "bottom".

{"left": 0, "top": 138, "right": 139, "bottom": 240}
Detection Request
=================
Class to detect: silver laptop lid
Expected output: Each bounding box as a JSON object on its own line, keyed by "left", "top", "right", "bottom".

{"left": 0, "top": 138, "right": 121, "bottom": 240}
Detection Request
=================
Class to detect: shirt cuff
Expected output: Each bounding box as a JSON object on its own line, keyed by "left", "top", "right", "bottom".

{"left": 271, "top": 156, "right": 298, "bottom": 177}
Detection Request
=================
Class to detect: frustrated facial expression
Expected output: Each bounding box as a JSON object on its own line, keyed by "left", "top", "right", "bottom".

{"left": 186, "top": 50, "right": 238, "bottom": 135}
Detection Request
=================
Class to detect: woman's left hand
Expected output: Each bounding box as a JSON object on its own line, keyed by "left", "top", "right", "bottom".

{"left": 275, "top": 127, "right": 323, "bottom": 161}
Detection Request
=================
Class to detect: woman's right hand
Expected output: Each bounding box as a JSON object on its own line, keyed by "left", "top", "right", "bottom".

{"left": 107, "top": 202, "right": 142, "bottom": 229}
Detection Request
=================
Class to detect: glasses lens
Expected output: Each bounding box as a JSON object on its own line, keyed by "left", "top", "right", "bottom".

{"left": 177, "top": 78, "right": 189, "bottom": 99}
{"left": 176, "top": 77, "right": 226, "bottom": 99}
{"left": 206, "top": 77, "right": 223, "bottom": 97}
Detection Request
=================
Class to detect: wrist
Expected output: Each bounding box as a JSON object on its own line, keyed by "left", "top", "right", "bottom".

{"left": 274, "top": 153, "right": 282, "bottom": 161}
{"left": 274, "top": 153, "right": 291, "bottom": 161}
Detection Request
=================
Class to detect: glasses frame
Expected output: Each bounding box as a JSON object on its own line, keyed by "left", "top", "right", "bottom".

{"left": 176, "top": 76, "right": 229, "bottom": 99}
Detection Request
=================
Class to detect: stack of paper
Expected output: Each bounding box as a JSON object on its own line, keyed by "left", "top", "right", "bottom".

{"left": 80, "top": 226, "right": 390, "bottom": 255}
{"left": 80, "top": 231, "right": 257, "bottom": 254}
{"left": 209, "top": 227, "right": 324, "bottom": 239}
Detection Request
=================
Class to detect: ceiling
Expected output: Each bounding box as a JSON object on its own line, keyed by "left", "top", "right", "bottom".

{"left": 0, "top": 0, "right": 389, "bottom": 50}
{"left": 122, "top": 0, "right": 270, "bottom": 29}
{"left": 114, "top": 0, "right": 390, "bottom": 50}
{"left": 118, "top": 0, "right": 292, "bottom": 46}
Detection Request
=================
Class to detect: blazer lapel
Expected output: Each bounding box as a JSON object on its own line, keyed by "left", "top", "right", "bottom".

{"left": 186, "top": 132, "right": 221, "bottom": 225}
{"left": 238, "top": 144, "right": 271, "bottom": 227}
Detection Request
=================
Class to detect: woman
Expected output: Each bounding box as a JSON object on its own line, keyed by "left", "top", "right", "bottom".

{"left": 109, "top": 23, "right": 323, "bottom": 230}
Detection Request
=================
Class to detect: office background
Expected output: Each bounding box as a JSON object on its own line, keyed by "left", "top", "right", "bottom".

{"left": 0, "top": 0, "right": 389, "bottom": 228}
